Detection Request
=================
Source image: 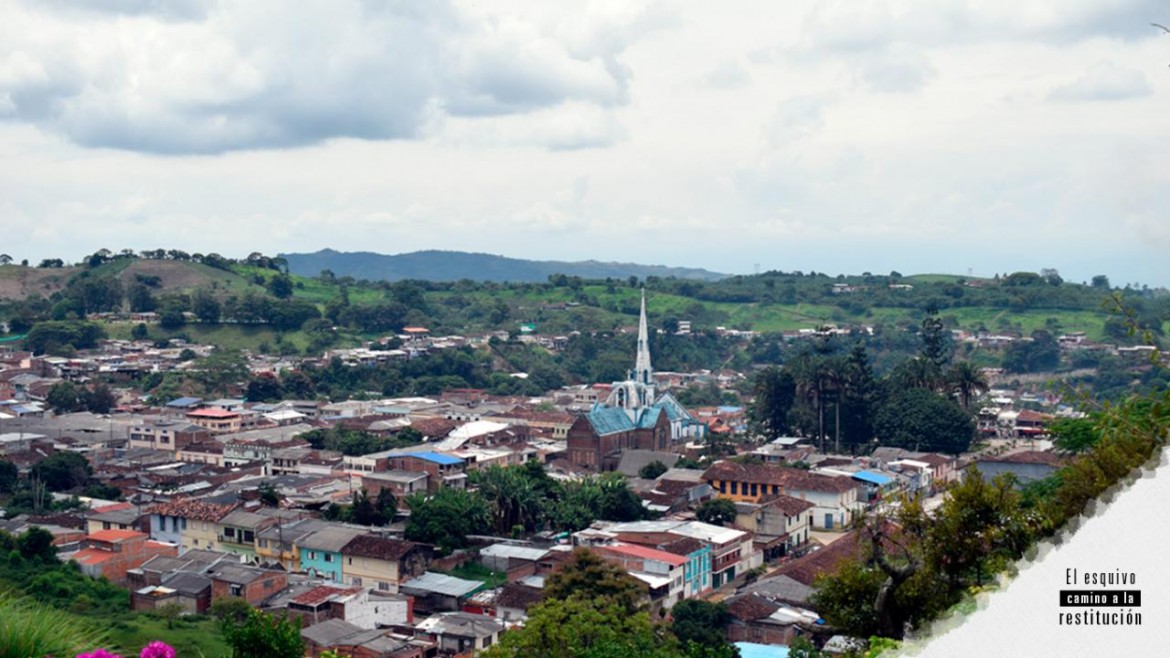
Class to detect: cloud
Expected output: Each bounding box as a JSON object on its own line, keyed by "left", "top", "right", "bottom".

{"left": 856, "top": 45, "right": 935, "bottom": 93}
{"left": 705, "top": 60, "right": 749, "bottom": 89}
{"left": 799, "top": 0, "right": 1167, "bottom": 54}
{"left": 1048, "top": 62, "right": 1152, "bottom": 101}
{"left": 0, "top": 0, "right": 660, "bottom": 154}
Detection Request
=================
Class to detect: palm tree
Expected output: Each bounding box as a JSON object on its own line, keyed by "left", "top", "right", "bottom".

{"left": 947, "top": 361, "right": 989, "bottom": 410}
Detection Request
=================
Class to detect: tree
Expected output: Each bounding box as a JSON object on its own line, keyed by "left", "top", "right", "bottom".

{"left": 482, "top": 596, "right": 678, "bottom": 658}
{"left": 544, "top": 548, "right": 647, "bottom": 614}
{"left": 220, "top": 608, "right": 304, "bottom": 658}
{"left": 695, "top": 498, "right": 737, "bottom": 527}
{"left": 16, "top": 526, "right": 57, "bottom": 563}
{"left": 670, "top": 600, "right": 738, "bottom": 655}
{"left": 404, "top": 487, "right": 491, "bottom": 553}
{"left": 267, "top": 274, "right": 294, "bottom": 299}
{"left": 0, "top": 253, "right": 11, "bottom": 265}
{"left": 471, "top": 464, "right": 546, "bottom": 536}
{"left": 192, "top": 289, "right": 221, "bottom": 323}
{"left": 639, "top": 460, "right": 669, "bottom": 479}
{"left": 1091, "top": 274, "right": 1111, "bottom": 289}
{"left": 946, "top": 361, "right": 989, "bottom": 411}
{"left": 82, "top": 383, "right": 116, "bottom": 414}
{"left": 46, "top": 381, "right": 84, "bottom": 412}
{"left": 1050, "top": 417, "right": 1100, "bottom": 454}
{"left": 31, "top": 452, "right": 92, "bottom": 491}
{"left": 872, "top": 388, "right": 974, "bottom": 454}
{"left": 246, "top": 373, "right": 284, "bottom": 402}
{"left": 131, "top": 322, "right": 149, "bottom": 340}
{"left": 197, "top": 349, "right": 250, "bottom": 397}
{"left": 748, "top": 367, "right": 796, "bottom": 439}
{"left": 0, "top": 459, "right": 18, "bottom": 494}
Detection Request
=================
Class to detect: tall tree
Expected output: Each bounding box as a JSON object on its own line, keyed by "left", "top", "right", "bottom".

{"left": 946, "top": 361, "right": 989, "bottom": 411}
{"left": 748, "top": 367, "right": 796, "bottom": 440}
{"left": 544, "top": 548, "right": 647, "bottom": 614}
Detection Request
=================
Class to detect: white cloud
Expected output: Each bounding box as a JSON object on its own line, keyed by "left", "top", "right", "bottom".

{"left": 1048, "top": 61, "right": 1152, "bottom": 101}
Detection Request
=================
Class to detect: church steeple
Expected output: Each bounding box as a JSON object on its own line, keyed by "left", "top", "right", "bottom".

{"left": 634, "top": 288, "right": 653, "bottom": 386}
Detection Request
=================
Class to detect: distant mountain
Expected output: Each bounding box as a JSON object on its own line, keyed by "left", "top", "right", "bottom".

{"left": 279, "top": 249, "right": 729, "bottom": 283}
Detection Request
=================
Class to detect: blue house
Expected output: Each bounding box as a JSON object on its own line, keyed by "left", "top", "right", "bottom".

{"left": 298, "top": 526, "right": 367, "bottom": 582}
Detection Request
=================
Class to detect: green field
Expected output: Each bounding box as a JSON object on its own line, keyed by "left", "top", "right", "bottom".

{"left": 106, "top": 612, "right": 230, "bottom": 658}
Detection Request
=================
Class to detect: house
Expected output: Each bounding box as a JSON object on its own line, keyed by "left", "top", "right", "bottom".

{"left": 86, "top": 503, "right": 149, "bottom": 535}
{"left": 148, "top": 499, "right": 240, "bottom": 552}
{"left": 287, "top": 585, "right": 413, "bottom": 630}
{"left": 65, "top": 529, "right": 178, "bottom": 584}
{"left": 127, "top": 419, "right": 211, "bottom": 453}
{"left": 591, "top": 542, "right": 687, "bottom": 609}
{"left": 131, "top": 571, "right": 212, "bottom": 615}
{"left": 494, "top": 581, "right": 546, "bottom": 625}
{"left": 703, "top": 461, "right": 862, "bottom": 530}
{"left": 974, "top": 451, "right": 1067, "bottom": 486}
{"left": 301, "top": 619, "right": 426, "bottom": 658}
{"left": 734, "top": 493, "right": 814, "bottom": 562}
{"left": 387, "top": 452, "right": 467, "bottom": 491}
{"left": 299, "top": 525, "right": 369, "bottom": 582}
{"left": 255, "top": 518, "right": 330, "bottom": 571}
{"left": 340, "top": 535, "right": 433, "bottom": 594}
{"left": 361, "top": 470, "right": 429, "bottom": 500}
{"left": 216, "top": 509, "right": 276, "bottom": 560}
{"left": 399, "top": 572, "right": 483, "bottom": 615}
{"left": 186, "top": 407, "right": 243, "bottom": 434}
{"left": 206, "top": 562, "right": 288, "bottom": 605}
{"left": 415, "top": 611, "right": 505, "bottom": 656}
{"left": 477, "top": 543, "right": 549, "bottom": 582}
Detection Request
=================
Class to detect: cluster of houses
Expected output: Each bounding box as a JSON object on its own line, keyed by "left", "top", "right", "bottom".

{"left": 0, "top": 298, "right": 1092, "bottom": 656}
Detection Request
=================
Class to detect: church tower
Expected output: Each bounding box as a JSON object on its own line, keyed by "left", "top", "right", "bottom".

{"left": 634, "top": 289, "right": 653, "bottom": 387}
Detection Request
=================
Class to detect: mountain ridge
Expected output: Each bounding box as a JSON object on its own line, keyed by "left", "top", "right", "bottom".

{"left": 279, "top": 248, "right": 730, "bottom": 283}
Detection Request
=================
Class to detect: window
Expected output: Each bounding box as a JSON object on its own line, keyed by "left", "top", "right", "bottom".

{"left": 347, "top": 557, "right": 352, "bottom": 565}
{"left": 308, "top": 551, "right": 317, "bottom": 561}
{"left": 730, "top": 482, "right": 738, "bottom": 495}
{"left": 324, "top": 554, "right": 334, "bottom": 563}
{"left": 352, "top": 577, "right": 362, "bottom": 586}
{"left": 102, "top": 522, "right": 111, "bottom": 530}
{"left": 749, "top": 483, "right": 758, "bottom": 496}
{"left": 377, "top": 581, "right": 390, "bottom": 591}
{"left": 230, "top": 584, "right": 242, "bottom": 597}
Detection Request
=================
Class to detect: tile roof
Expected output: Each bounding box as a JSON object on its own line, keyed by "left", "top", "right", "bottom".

{"left": 703, "top": 461, "right": 860, "bottom": 494}
{"left": 341, "top": 535, "right": 427, "bottom": 562}
{"left": 726, "top": 593, "right": 781, "bottom": 621}
{"left": 148, "top": 499, "right": 240, "bottom": 522}
{"left": 292, "top": 585, "right": 363, "bottom": 607}
{"left": 88, "top": 529, "right": 147, "bottom": 542}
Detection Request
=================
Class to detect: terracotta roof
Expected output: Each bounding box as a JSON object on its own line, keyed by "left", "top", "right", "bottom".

{"left": 980, "top": 451, "right": 1066, "bottom": 466}
{"left": 410, "top": 417, "right": 459, "bottom": 438}
{"left": 771, "top": 532, "right": 865, "bottom": 587}
{"left": 915, "top": 453, "right": 952, "bottom": 467}
{"left": 596, "top": 543, "right": 687, "bottom": 566}
{"left": 148, "top": 499, "right": 240, "bottom": 522}
{"left": 495, "top": 583, "right": 545, "bottom": 610}
{"left": 342, "top": 535, "right": 428, "bottom": 562}
{"left": 88, "top": 529, "right": 147, "bottom": 542}
{"left": 658, "top": 537, "right": 704, "bottom": 557}
{"left": 292, "top": 585, "right": 363, "bottom": 607}
{"left": 70, "top": 548, "right": 117, "bottom": 565}
{"left": 758, "top": 493, "right": 816, "bottom": 516}
{"left": 726, "top": 593, "right": 781, "bottom": 621}
{"left": 702, "top": 461, "right": 860, "bottom": 494}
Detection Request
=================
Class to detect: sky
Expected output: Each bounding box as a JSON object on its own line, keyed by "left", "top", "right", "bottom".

{"left": 1, "top": 0, "right": 1168, "bottom": 286}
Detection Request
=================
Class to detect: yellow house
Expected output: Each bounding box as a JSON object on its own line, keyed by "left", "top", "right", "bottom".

{"left": 339, "top": 535, "right": 433, "bottom": 593}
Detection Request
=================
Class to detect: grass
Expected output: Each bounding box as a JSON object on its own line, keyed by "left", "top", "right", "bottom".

{"left": 105, "top": 611, "right": 230, "bottom": 658}
{"left": 0, "top": 592, "right": 111, "bottom": 658}
{"left": 440, "top": 562, "right": 507, "bottom": 590}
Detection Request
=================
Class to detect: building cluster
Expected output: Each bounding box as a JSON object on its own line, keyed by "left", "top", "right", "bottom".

{"left": 0, "top": 295, "right": 1092, "bottom": 656}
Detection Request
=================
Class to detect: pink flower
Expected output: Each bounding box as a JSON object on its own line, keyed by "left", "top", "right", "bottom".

{"left": 139, "top": 642, "right": 176, "bottom": 658}
{"left": 76, "top": 651, "right": 122, "bottom": 658}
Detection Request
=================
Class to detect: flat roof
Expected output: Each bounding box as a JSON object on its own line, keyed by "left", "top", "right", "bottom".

{"left": 852, "top": 470, "right": 894, "bottom": 486}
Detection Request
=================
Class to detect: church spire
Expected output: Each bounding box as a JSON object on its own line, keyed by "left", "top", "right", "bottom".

{"left": 635, "top": 288, "right": 652, "bottom": 386}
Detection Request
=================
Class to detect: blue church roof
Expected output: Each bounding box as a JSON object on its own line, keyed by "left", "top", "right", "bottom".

{"left": 636, "top": 406, "right": 662, "bottom": 429}
{"left": 587, "top": 407, "right": 636, "bottom": 436}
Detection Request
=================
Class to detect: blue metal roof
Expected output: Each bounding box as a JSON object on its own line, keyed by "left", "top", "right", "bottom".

{"left": 409, "top": 451, "right": 464, "bottom": 466}
{"left": 636, "top": 406, "right": 662, "bottom": 429}
{"left": 587, "top": 407, "right": 635, "bottom": 436}
{"left": 853, "top": 470, "right": 894, "bottom": 486}
{"left": 734, "top": 643, "right": 789, "bottom": 658}
{"left": 166, "top": 396, "right": 202, "bottom": 408}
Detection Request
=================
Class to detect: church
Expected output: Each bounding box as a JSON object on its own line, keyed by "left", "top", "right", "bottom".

{"left": 567, "top": 291, "right": 706, "bottom": 471}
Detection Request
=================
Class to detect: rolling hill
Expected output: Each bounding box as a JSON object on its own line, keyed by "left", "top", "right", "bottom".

{"left": 279, "top": 249, "right": 729, "bottom": 283}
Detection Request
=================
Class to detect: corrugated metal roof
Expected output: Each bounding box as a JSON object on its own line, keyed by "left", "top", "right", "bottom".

{"left": 408, "top": 451, "right": 464, "bottom": 466}
{"left": 586, "top": 407, "right": 635, "bottom": 436}
{"left": 852, "top": 470, "right": 894, "bottom": 486}
{"left": 402, "top": 572, "right": 482, "bottom": 598}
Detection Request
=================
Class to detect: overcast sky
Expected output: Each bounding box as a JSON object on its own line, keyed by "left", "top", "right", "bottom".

{"left": 1, "top": 0, "right": 1167, "bottom": 286}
